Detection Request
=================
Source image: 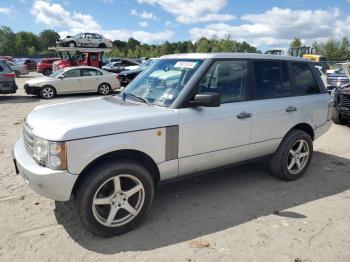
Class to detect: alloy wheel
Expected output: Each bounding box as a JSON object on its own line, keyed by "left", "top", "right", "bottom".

{"left": 42, "top": 87, "right": 54, "bottom": 99}
{"left": 92, "top": 174, "right": 145, "bottom": 227}
{"left": 287, "top": 139, "right": 310, "bottom": 175}
{"left": 99, "top": 84, "right": 110, "bottom": 95}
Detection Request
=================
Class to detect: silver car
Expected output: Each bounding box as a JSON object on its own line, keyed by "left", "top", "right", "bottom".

{"left": 5, "top": 60, "right": 29, "bottom": 77}
{"left": 13, "top": 53, "right": 332, "bottom": 237}
{"left": 57, "top": 33, "right": 113, "bottom": 48}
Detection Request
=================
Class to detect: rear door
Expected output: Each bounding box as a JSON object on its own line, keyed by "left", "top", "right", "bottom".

{"left": 81, "top": 68, "right": 102, "bottom": 92}
{"left": 58, "top": 69, "right": 82, "bottom": 93}
{"left": 249, "top": 60, "right": 297, "bottom": 159}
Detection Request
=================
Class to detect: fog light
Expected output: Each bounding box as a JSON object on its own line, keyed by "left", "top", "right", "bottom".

{"left": 49, "top": 155, "right": 61, "bottom": 169}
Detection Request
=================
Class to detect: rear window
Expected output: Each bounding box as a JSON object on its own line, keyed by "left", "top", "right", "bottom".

{"left": 254, "top": 61, "right": 292, "bottom": 99}
{"left": 292, "top": 63, "right": 320, "bottom": 95}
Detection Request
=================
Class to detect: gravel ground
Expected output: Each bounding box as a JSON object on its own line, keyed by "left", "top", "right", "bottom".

{"left": 0, "top": 72, "right": 350, "bottom": 262}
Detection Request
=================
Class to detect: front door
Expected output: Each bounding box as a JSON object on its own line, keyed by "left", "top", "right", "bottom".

{"left": 58, "top": 68, "right": 82, "bottom": 93}
{"left": 178, "top": 60, "right": 253, "bottom": 176}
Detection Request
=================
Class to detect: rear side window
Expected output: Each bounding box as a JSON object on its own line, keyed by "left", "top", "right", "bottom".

{"left": 291, "top": 63, "right": 320, "bottom": 95}
{"left": 254, "top": 61, "right": 292, "bottom": 99}
{"left": 82, "top": 69, "right": 102, "bottom": 76}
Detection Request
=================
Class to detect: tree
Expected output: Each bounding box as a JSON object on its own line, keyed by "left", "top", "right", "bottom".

{"left": 39, "top": 29, "right": 60, "bottom": 50}
{"left": 290, "top": 37, "right": 302, "bottom": 48}
{"left": 0, "top": 26, "right": 16, "bottom": 55}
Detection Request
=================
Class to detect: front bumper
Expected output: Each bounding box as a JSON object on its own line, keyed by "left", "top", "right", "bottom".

{"left": 13, "top": 137, "right": 78, "bottom": 201}
{"left": 24, "top": 84, "right": 41, "bottom": 95}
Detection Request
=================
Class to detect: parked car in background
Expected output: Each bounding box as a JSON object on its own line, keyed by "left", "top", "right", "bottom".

{"left": 331, "top": 84, "right": 350, "bottom": 125}
{"left": 37, "top": 58, "right": 60, "bottom": 76}
{"left": 2, "top": 60, "right": 29, "bottom": 77}
{"left": 0, "top": 56, "right": 13, "bottom": 61}
{"left": 57, "top": 33, "right": 112, "bottom": 48}
{"left": 0, "top": 60, "right": 17, "bottom": 94}
{"left": 53, "top": 52, "right": 102, "bottom": 71}
{"left": 17, "top": 59, "right": 37, "bottom": 71}
{"left": 119, "top": 59, "right": 157, "bottom": 86}
{"left": 102, "top": 59, "right": 140, "bottom": 73}
{"left": 14, "top": 53, "right": 331, "bottom": 237}
{"left": 327, "top": 67, "right": 350, "bottom": 92}
{"left": 24, "top": 66, "right": 120, "bottom": 99}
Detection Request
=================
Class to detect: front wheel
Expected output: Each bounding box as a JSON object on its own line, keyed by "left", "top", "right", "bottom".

{"left": 75, "top": 160, "right": 155, "bottom": 237}
{"left": 269, "top": 129, "right": 313, "bottom": 180}
{"left": 332, "top": 108, "right": 348, "bottom": 125}
{"left": 40, "top": 86, "right": 56, "bottom": 99}
{"left": 98, "top": 83, "right": 111, "bottom": 95}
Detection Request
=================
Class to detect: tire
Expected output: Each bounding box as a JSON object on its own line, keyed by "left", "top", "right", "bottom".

{"left": 331, "top": 107, "right": 348, "bottom": 125}
{"left": 14, "top": 71, "right": 20, "bottom": 78}
{"left": 75, "top": 159, "right": 155, "bottom": 237}
{"left": 68, "top": 41, "right": 76, "bottom": 48}
{"left": 40, "top": 85, "right": 56, "bottom": 99}
{"left": 269, "top": 129, "right": 313, "bottom": 181}
{"left": 98, "top": 83, "right": 111, "bottom": 95}
{"left": 98, "top": 43, "right": 107, "bottom": 48}
{"left": 43, "top": 68, "right": 52, "bottom": 76}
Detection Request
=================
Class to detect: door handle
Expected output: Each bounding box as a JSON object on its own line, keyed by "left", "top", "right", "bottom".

{"left": 237, "top": 112, "right": 252, "bottom": 119}
{"left": 286, "top": 106, "right": 297, "bottom": 112}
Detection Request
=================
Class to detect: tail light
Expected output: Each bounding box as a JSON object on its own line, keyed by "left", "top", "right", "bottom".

{"left": 4, "top": 72, "right": 16, "bottom": 78}
{"left": 116, "top": 74, "right": 120, "bottom": 80}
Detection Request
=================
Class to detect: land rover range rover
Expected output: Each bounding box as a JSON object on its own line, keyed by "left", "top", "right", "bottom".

{"left": 13, "top": 53, "right": 332, "bottom": 236}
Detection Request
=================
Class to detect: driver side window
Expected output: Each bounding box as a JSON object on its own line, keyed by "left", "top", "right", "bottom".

{"left": 198, "top": 60, "right": 247, "bottom": 103}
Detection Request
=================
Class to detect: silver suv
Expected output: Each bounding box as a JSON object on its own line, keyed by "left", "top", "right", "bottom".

{"left": 13, "top": 53, "right": 332, "bottom": 237}
{"left": 0, "top": 60, "right": 17, "bottom": 94}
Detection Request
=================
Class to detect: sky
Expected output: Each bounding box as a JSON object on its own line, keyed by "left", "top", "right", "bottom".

{"left": 1, "top": 0, "right": 350, "bottom": 51}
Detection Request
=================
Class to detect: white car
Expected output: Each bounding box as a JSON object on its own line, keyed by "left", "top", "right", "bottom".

{"left": 24, "top": 66, "right": 120, "bottom": 99}
{"left": 14, "top": 53, "right": 331, "bottom": 237}
{"left": 57, "top": 33, "right": 112, "bottom": 48}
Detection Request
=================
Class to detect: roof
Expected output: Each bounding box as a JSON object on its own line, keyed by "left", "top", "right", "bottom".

{"left": 160, "top": 53, "right": 309, "bottom": 62}
{"left": 60, "top": 66, "right": 104, "bottom": 71}
{"left": 48, "top": 46, "right": 111, "bottom": 53}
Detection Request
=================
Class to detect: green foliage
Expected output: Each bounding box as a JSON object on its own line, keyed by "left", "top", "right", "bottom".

{"left": 290, "top": 37, "right": 302, "bottom": 48}
{"left": 313, "top": 37, "right": 350, "bottom": 61}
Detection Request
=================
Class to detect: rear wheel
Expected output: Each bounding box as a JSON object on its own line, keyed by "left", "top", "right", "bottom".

{"left": 332, "top": 108, "right": 348, "bottom": 125}
{"left": 75, "top": 160, "right": 155, "bottom": 237}
{"left": 269, "top": 129, "right": 313, "bottom": 180}
{"left": 68, "top": 41, "right": 76, "bottom": 48}
{"left": 40, "top": 86, "right": 56, "bottom": 99}
{"left": 43, "top": 68, "right": 52, "bottom": 76}
{"left": 98, "top": 83, "right": 111, "bottom": 95}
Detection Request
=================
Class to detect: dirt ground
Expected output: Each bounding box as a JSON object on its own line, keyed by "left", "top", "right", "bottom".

{"left": 0, "top": 72, "right": 350, "bottom": 262}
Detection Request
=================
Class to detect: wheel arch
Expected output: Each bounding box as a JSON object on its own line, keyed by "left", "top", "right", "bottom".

{"left": 289, "top": 123, "right": 315, "bottom": 140}
{"left": 71, "top": 149, "right": 160, "bottom": 197}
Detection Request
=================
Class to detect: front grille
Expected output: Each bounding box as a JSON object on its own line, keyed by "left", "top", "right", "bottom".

{"left": 340, "top": 94, "right": 350, "bottom": 107}
{"left": 23, "top": 125, "right": 34, "bottom": 156}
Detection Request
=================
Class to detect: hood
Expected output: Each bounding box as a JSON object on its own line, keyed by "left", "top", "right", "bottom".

{"left": 25, "top": 96, "right": 178, "bottom": 141}
{"left": 26, "top": 76, "right": 57, "bottom": 85}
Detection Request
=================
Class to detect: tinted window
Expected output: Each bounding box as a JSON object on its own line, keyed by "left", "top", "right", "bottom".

{"left": 0, "top": 65, "right": 3, "bottom": 72}
{"left": 292, "top": 63, "right": 320, "bottom": 95}
{"left": 63, "top": 69, "right": 80, "bottom": 78}
{"left": 198, "top": 60, "right": 247, "bottom": 103}
{"left": 254, "top": 61, "right": 292, "bottom": 99}
{"left": 82, "top": 69, "right": 102, "bottom": 76}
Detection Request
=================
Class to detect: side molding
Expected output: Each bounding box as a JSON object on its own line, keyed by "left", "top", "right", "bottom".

{"left": 165, "top": 126, "right": 179, "bottom": 161}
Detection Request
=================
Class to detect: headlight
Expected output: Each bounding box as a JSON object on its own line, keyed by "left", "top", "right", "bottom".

{"left": 32, "top": 138, "right": 67, "bottom": 170}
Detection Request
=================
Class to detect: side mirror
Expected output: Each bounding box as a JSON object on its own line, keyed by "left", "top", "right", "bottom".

{"left": 188, "top": 92, "right": 220, "bottom": 107}
{"left": 58, "top": 75, "right": 64, "bottom": 80}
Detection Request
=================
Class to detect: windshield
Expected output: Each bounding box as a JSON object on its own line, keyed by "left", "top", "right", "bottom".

{"left": 122, "top": 59, "right": 203, "bottom": 107}
{"left": 50, "top": 69, "right": 65, "bottom": 78}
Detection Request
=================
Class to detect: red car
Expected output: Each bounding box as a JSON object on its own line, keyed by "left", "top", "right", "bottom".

{"left": 37, "top": 58, "right": 60, "bottom": 76}
{"left": 52, "top": 52, "right": 102, "bottom": 71}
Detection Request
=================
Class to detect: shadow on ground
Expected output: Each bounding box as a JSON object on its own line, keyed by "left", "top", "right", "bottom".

{"left": 54, "top": 151, "right": 350, "bottom": 253}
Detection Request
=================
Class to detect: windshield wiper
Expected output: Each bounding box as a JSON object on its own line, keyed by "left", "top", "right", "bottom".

{"left": 122, "top": 92, "right": 152, "bottom": 106}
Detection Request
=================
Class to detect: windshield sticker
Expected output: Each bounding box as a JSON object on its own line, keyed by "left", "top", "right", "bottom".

{"left": 174, "top": 61, "right": 198, "bottom": 69}
{"left": 162, "top": 93, "right": 174, "bottom": 100}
